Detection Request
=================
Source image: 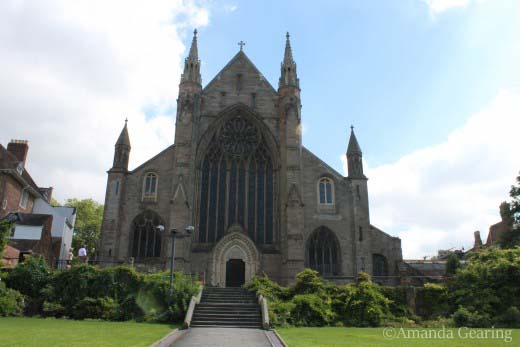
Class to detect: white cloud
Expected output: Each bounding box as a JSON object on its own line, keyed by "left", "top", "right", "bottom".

{"left": 422, "top": 0, "right": 490, "bottom": 15}
{"left": 342, "top": 90, "right": 520, "bottom": 258}
{"left": 0, "top": 0, "right": 210, "bottom": 203}
{"left": 424, "top": 0, "right": 470, "bottom": 14}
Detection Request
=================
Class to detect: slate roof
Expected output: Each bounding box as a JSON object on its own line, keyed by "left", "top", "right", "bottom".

{"left": 0, "top": 144, "right": 43, "bottom": 199}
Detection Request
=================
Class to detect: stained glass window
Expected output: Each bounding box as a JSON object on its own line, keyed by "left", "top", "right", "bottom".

{"left": 373, "top": 254, "right": 388, "bottom": 276}
{"left": 198, "top": 115, "right": 276, "bottom": 246}
{"left": 307, "top": 227, "right": 340, "bottom": 276}
{"left": 131, "top": 210, "right": 163, "bottom": 258}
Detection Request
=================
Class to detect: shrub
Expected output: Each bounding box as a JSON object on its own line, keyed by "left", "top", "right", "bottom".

{"left": 290, "top": 294, "right": 333, "bottom": 326}
{"left": 245, "top": 275, "right": 290, "bottom": 302}
{"left": 73, "top": 297, "right": 119, "bottom": 320}
{"left": 419, "top": 283, "right": 450, "bottom": 319}
{"left": 42, "top": 301, "right": 66, "bottom": 318}
{"left": 452, "top": 306, "right": 492, "bottom": 327}
{"left": 137, "top": 272, "right": 197, "bottom": 322}
{"left": 498, "top": 307, "right": 520, "bottom": 328}
{"left": 291, "top": 269, "right": 326, "bottom": 297}
{"left": 6, "top": 255, "right": 50, "bottom": 298}
{"left": 340, "top": 281, "right": 391, "bottom": 327}
{"left": 269, "top": 300, "right": 295, "bottom": 327}
{"left": 50, "top": 264, "right": 99, "bottom": 315}
{"left": 380, "top": 286, "right": 411, "bottom": 319}
{"left": 0, "top": 282, "right": 24, "bottom": 316}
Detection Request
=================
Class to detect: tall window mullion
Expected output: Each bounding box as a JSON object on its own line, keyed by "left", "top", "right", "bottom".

{"left": 217, "top": 159, "right": 227, "bottom": 240}
{"left": 208, "top": 162, "right": 219, "bottom": 243}
{"left": 247, "top": 160, "right": 256, "bottom": 241}
{"left": 256, "top": 160, "right": 265, "bottom": 244}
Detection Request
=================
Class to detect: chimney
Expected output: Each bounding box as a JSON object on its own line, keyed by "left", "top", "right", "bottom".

{"left": 473, "top": 230, "right": 483, "bottom": 250}
{"left": 39, "top": 187, "right": 54, "bottom": 204}
{"left": 7, "top": 140, "right": 29, "bottom": 166}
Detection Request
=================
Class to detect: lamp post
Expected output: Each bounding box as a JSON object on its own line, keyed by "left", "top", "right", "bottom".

{"left": 159, "top": 225, "right": 194, "bottom": 294}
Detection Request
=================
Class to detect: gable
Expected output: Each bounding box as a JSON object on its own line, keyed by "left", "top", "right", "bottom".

{"left": 302, "top": 147, "right": 344, "bottom": 181}
{"left": 129, "top": 145, "right": 175, "bottom": 175}
{"left": 201, "top": 51, "right": 277, "bottom": 117}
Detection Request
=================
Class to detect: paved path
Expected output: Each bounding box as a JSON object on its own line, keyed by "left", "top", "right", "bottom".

{"left": 170, "top": 328, "right": 279, "bottom": 347}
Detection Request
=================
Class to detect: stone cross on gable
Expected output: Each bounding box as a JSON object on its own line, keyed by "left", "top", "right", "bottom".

{"left": 238, "top": 40, "right": 246, "bottom": 51}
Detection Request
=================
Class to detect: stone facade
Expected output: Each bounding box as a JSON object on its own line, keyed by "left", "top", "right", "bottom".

{"left": 100, "top": 32, "right": 402, "bottom": 286}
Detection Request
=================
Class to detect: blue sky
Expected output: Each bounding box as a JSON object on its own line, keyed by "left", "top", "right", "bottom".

{"left": 1, "top": 0, "right": 519, "bottom": 257}
{"left": 195, "top": 0, "right": 519, "bottom": 171}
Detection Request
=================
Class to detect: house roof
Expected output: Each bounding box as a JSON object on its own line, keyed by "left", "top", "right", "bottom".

{"left": 0, "top": 144, "right": 43, "bottom": 199}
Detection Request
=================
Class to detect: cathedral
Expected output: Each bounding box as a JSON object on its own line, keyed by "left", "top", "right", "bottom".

{"left": 99, "top": 31, "right": 402, "bottom": 286}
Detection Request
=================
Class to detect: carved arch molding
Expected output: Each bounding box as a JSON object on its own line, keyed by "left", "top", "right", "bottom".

{"left": 210, "top": 226, "right": 260, "bottom": 287}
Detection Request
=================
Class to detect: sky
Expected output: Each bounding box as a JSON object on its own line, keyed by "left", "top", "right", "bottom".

{"left": 0, "top": 0, "right": 519, "bottom": 258}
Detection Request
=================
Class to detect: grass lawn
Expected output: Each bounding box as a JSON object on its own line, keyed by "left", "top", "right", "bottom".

{"left": 0, "top": 317, "right": 177, "bottom": 347}
{"left": 277, "top": 327, "right": 520, "bottom": 347}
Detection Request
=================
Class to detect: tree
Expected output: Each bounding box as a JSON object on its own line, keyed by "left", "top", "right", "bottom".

{"left": 0, "top": 220, "right": 13, "bottom": 259}
{"left": 445, "top": 252, "right": 461, "bottom": 276}
{"left": 65, "top": 198, "right": 104, "bottom": 253}
{"left": 499, "top": 173, "right": 520, "bottom": 249}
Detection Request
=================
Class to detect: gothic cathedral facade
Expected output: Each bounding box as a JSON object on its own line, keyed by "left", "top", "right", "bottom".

{"left": 100, "top": 31, "right": 402, "bottom": 286}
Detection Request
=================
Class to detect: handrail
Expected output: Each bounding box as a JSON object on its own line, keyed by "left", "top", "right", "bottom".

{"left": 183, "top": 285, "right": 203, "bottom": 329}
{"left": 258, "top": 294, "right": 270, "bottom": 330}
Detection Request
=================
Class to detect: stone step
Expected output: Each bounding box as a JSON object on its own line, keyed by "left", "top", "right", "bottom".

{"left": 192, "top": 316, "right": 261, "bottom": 322}
{"left": 190, "top": 323, "right": 263, "bottom": 329}
{"left": 190, "top": 320, "right": 262, "bottom": 328}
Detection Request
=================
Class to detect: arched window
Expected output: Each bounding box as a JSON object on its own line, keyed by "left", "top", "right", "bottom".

{"left": 318, "top": 177, "right": 334, "bottom": 205}
{"left": 306, "top": 227, "right": 340, "bottom": 276}
{"left": 131, "top": 210, "right": 163, "bottom": 258}
{"left": 143, "top": 173, "right": 158, "bottom": 201}
{"left": 372, "top": 254, "right": 388, "bottom": 277}
{"left": 198, "top": 115, "right": 276, "bottom": 246}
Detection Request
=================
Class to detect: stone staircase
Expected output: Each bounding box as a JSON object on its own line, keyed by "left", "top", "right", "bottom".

{"left": 190, "top": 287, "right": 263, "bottom": 328}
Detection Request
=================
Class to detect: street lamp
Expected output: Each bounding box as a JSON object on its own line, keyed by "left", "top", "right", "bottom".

{"left": 159, "top": 225, "right": 194, "bottom": 294}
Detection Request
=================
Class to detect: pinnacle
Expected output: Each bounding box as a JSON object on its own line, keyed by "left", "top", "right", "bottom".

{"left": 116, "top": 119, "right": 131, "bottom": 148}
{"left": 188, "top": 28, "right": 199, "bottom": 61}
{"left": 347, "top": 126, "right": 362, "bottom": 156}
{"left": 283, "top": 31, "right": 294, "bottom": 65}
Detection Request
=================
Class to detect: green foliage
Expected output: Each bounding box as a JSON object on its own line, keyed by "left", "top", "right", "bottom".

{"left": 499, "top": 173, "right": 520, "bottom": 249}
{"left": 64, "top": 198, "right": 104, "bottom": 252}
{"left": 4, "top": 261, "right": 196, "bottom": 323}
{"left": 73, "top": 297, "right": 119, "bottom": 320}
{"left": 244, "top": 275, "right": 290, "bottom": 302}
{"left": 0, "top": 220, "right": 13, "bottom": 259}
{"left": 138, "top": 272, "right": 197, "bottom": 322}
{"left": 289, "top": 294, "right": 333, "bottom": 326}
{"left": 498, "top": 306, "right": 520, "bottom": 328}
{"left": 379, "top": 286, "right": 411, "bottom": 319}
{"left": 451, "top": 247, "right": 520, "bottom": 326}
{"left": 292, "top": 269, "right": 325, "bottom": 296}
{"left": 420, "top": 283, "right": 450, "bottom": 319}
{"left": 340, "top": 281, "right": 391, "bottom": 327}
{"left": 0, "top": 282, "right": 24, "bottom": 316}
{"left": 445, "top": 253, "right": 461, "bottom": 276}
{"left": 42, "top": 301, "right": 66, "bottom": 318}
{"left": 6, "top": 255, "right": 50, "bottom": 310}
{"left": 452, "top": 306, "right": 491, "bottom": 327}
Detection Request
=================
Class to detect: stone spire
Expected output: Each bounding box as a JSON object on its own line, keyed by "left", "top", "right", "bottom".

{"left": 347, "top": 125, "right": 362, "bottom": 156}
{"left": 180, "top": 29, "right": 201, "bottom": 85}
{"left": 284, "top": 32, "right": 294, "bottom": 64}
{"left": 113, "top": 119, "right": 131, "bottom": 171}
{"left": 279, "top": 32, "right": 299, "bottom": 89}
{"left": 115, "top": 118, "right": 131, "bottom": 148}
{"left": 346, "top": 126, "right": 365, "bottom": 178}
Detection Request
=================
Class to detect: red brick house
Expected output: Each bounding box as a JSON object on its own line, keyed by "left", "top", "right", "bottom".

{"left": 0, "top": 140, "right": 71, "bottom": 267}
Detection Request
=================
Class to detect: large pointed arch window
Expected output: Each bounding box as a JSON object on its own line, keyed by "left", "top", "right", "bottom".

{"left": 198, "top": 115, "right": 276, "bottom": 246}
{"left": 373, "top": 254, "right": 388, "bottom": 277}
{"left": 131, "top": 210, "right": 163, "bottom": 258}
{"left": 306, "top": 227, "right": 340, "bottom": 276}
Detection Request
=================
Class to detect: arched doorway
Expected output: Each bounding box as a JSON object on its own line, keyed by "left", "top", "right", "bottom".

{"left": 226, "top": 259, "right": 245, "bottom": 287}
{"left": 210, "top": 225, "right": 260, "bottom": 287}
{"left": 306, "top": 226, "right": 341, "bottom": 276}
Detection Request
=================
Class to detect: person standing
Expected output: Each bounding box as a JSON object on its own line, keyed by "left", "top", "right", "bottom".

{"left": 66, "top": 248, "right": 74, "bottom": 269}
{"left": 78, "top": 245, "right": 88, "bottom": 263}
